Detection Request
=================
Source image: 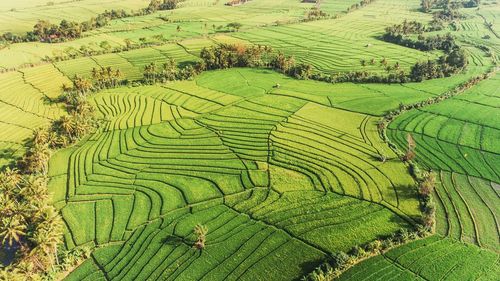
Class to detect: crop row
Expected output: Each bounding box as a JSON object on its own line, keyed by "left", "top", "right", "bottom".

{"left": 434, "top": 171, "right": 499, "bottom": 251}
{"left": 338, "top": 235, "right": 499, "bottom": 281}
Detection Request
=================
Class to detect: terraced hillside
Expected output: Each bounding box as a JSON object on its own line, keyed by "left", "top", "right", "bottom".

{"left": 339, "top": 2, "right": 500, "bottom": 278}
{"left": 45, "top": 68, "right": 425, "bottom": 280}
{"left": 0, "top": 0, "right": 431, "bottom": 71}
{"left": 388, "top": 73, "right": 500, "bottom": 183}
{"left": 1, "top": 0, "right": 499, "bottom": 280}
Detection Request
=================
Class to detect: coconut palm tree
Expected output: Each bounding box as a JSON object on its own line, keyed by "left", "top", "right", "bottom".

{"left": 193, "top": 224, "right": 208, "bottom": 249}
{"left": 0, "top": 168, "right": 21, "bottom": 190}
{"left": 403, "top": 133, "right": 417, "bottom": 161}
{"left": 0, "top": 215, "right": 26, "bottom": 246}
{"left": 28, "top": 145, "right": 51, "bottom": 175}
{"left": 20, "top": 176, "right": 48, "bottom": 204}
{"left": 0, "top": 193, "right": 17, "bottom": 217}
{"left": 58, "top": 115, "right": 75, "bottom": 138}
{"left": 32, "top": 128, "right": 49, "bottom": 148}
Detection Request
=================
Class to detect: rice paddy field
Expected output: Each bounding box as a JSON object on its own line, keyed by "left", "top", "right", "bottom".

{"left": 0, "top": 0, "right": 499, "bottom": 280}
{"left": 51, "top": 68, "right": 420, "bottom": 280}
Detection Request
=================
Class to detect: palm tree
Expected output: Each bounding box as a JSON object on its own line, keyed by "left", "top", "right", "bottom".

{"left": 59, "top": 115, "right": 75, "bottom": 138}
{"left": 0, "top": 193, "right": 17, "bottom": 217}
{"left": 22, "top": 144, "right": 50, "bottom": 175}
{"left": 32, "top": 207, "right": 63, "bottom": 268}
{"left": 0, "top": 216, "right": 26, "bottom": 246}
{"left": 72, "top": 113, "right": 92, "bottom": 138}
{"left": 20, "top": 176, "right": 48, "bottom": 203}
{"left": 193, "top": 224, "right": 208, "bottom": 249}
{"left": 419, "top": 171, "right": 436, "bottom": 196}
{"left": 403, "top": 133, "right": 416, "bottom": 161}
{"left": 0, "top": 168, "right": 21, "bottom": 189}
{"left": 32, "top": 128, "right": 49, "bottom": 148}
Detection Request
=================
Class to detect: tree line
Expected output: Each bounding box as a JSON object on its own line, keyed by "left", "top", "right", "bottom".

{"left": 383, "top": 22, "right": 457, "bottom": 52}
{"left": 225, "top": 0, "right": 252, "bottom": 6}
{"left": 346, "top": 0, "right": 377, "bottom": 13}
{"left": 1, "top": 0, "right": 184, "bottom": 44}
{"left": 380, "top": 18, "right": 468, "bottom": 82}
{"left": 303, "top": 226, "right": 432, "bottom": 281}
{"left": 0, "top": 73, "right": 103, "bottom": 280}
{"left": 421, "top": 0, "right": 480, "bottom": 13}
{"left": 198, "top": 44, "right": 315, "bottom": 79}
{"left": 195, "top": 42, "right": 468, "bottom": 84}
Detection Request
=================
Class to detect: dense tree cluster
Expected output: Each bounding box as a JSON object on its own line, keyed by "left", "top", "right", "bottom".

{"left": 409, "top": 48, "right": 468, "bottom": 81}
{"left": 421, "top": 0, "right": 469, "bottom": 20}
{"left": 147, "top": 0, "right": 184, "bottom": 11}
{"left": 226, "top": 22, "right": 243, "bottom": 32}
{"left": 421, "top": 0, "right": 479, "bottom": 12}
{"left": 269, "top": 52, "right": 313, "bottom": 79}
{"left": 198, "top": 44, "right": 315, "bottom": 80}
{"left": 143, "top": 59, "right": 201, "bottom": 84}
{"left": 384, "top": 20, "right": 426, "bottom": 36}
{"left": 383, "top": 19, "right": 458, "bottom": 52}
{"left": 0, "top": 167, "right": 92, "bottom": 280}
{"left": 382, "top": 17, "right": 468, "bottom": 83}
{"left": 1, "top": 0, "right": 184, "bottom": 44}
{"left": 225, "top": 0, "right": 252, "bottom": 6}
{"left": 346, "top": 0, "right": 377, "bottom": 12}
{"left": 0, "top": 169, "right": 63, "bottom": 277}
{"left": 305, "top": 8, "right": 329, "bottom": 20}
{"left": 419, "top": 171, "right": 437, "bottom": 229}
{"left": 199, "top": 44, "right": 273, "bottom": 70}
{"left": 0, "top": 74, "right": 99, "bottom": 278}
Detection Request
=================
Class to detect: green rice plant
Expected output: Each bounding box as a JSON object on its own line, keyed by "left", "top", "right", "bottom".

{"left": 338, "top": 236, "right": 499, "bottom": 281}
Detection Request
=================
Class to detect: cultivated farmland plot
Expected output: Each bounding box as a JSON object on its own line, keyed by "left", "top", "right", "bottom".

{"left": 0, "top": 0, "right": 499, "bottom": 280}
{"left": 51, "top": 68, "right": 422, "bottom": 280}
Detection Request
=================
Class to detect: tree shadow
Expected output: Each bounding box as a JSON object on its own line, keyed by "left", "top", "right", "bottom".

{"left": 0, "top": 148, "right": 18, "bottom": 168}
{"left": 295, "top": 258, "right": 327, "bottom": 281}
{"left": 369, "top": 154, "right": 400, "bottom": 165}
{"left": 162, "top": 235, "right": 187, "bottom": 246}
{"left": 178, "top": 60, "right": 198, "bottom": 68}
{"left": 0, "top": 148, "right": 16, "bottom": 160}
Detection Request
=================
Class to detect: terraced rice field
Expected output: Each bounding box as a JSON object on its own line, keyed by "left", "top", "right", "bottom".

{"left": 233, "top": 0, "right": 438, "bottom": 74}
{"left": 387, "top": 73, "right": 500, "bottom": 183}
{"left": 0, "top": 0, "right": 147, "bottom": 34}
{"left": 337, "top": 235, "right": 500, "bottom": 281}
{"left": 0, "top": 69, "right": 65, "bottom": 167}
{"left": 45, "top": 68, "right": 425, "bottom": 280}
{"left": 434, "top": 171, "right": 499, "bottom": 251}
{"left": 1, "top": 0, "right": 499, "bottom": 279}
{"left": 0, "top": 0, "right": 436, "bottom": 71}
